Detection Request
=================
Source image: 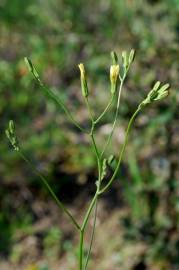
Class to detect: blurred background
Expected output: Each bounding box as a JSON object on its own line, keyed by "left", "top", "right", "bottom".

{"left": 0, "top": 0, "right": 179, "bottom": 269}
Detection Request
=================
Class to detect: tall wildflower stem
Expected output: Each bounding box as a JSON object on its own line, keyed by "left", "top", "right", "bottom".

{"left": 84, "top": 201, "right": 98, "bottom": 270}
{"left": 78, "top": 94, "right": 103, "bottom": 269}
{"left": 5, "top": 51, "right": 169, "bottom": 270}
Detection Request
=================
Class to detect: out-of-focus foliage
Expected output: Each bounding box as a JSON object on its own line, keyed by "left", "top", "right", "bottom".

{"left": 0, "top": 0, "right": 179, "bottom": 269}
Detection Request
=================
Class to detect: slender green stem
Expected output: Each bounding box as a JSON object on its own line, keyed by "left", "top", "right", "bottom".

{"left": 84, "top": 201, "right": 98, "bottom": 270}
{"left": 78, "top": 95, "right": 101, "bottom": 270}
{"left": 85, "top": 97, "right": 94, "bottom": 122}
{"left": 79, "top": 230, "right": 84, "bottom": 270}
{"left": 94, "top": 94, "right": 114, "bottom": 124}
{"left": 80, "top": 79, "right": 131, "bottom": 267}
{"left": 100, "top": 76, "right": 125, "bottom": 158}
{"left": 31, "top": 73, "right": 86, "bottom": 133}
{"left": 81, "top": 192, "right": 98, "bottom": 232}
{"left": 86, "top": 98, "right": 101, "bottom": 180}
{"left": 18, "top": 150, "right": 80, "bottom": 231}
{"left": 99, "top": 108, "right": 140, "bottom": 194}
{"left": 91, "top": 130, "right": 100, "bottom": 159}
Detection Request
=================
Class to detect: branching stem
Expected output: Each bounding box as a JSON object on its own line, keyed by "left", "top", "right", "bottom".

{"left": 100, "top": 75, "right": 126, "bottom": 158}
{"left": 94, "top": 94, "right": 114, "bottom": 124}
{"left": 99, "top": 108, "right": 140, "bottom": 194}
{"left": 30, "top": 70, "right": 87, "bottom": 133}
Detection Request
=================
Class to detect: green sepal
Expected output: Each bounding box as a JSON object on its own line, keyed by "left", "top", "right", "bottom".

{"left": 81, "top": 78, "right": 89, "bottom": 98}
{"left": 111, "top": 83, "right": 117, "bottom": 95}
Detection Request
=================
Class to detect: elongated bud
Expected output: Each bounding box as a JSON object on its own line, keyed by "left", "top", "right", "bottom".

{"left": 153, "top": 81, "right": 161, "bottom": 91}
{"left": 129, "top": 49, "right": 135, "bottom": 64}
{"left": 122, "top": 49, "right": 135, "bottom": 72}
{"left": 9, "top": 120, "right": 15, "bottom": 134}
{"left": 78, "top": 63, "right": 89, "bottom": 98}
{"left": 122, "top": 51, "right": 128, "bottom": 70}
{"left": 111, "top": 51, "right": 118, "bottom": 65}
{"left": 110, "top": 65, "right": 120, "bottom": 94}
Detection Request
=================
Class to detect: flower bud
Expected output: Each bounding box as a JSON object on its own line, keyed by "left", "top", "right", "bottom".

{"left": 129, "top": 49, "right": 135, "bottom": 64}
{"left": 111, "top": 51, "right": 118, "bottom": 65}
{"left": 122, "top": 51, "right": 128, "bottom": 69}
{"left": 110, "top": 65, "right": 120, "bottom": 94}
{"left": 78, "top": 63, "right": 89, "bottom": 98}
{"left": 9, "top": 120, "right": 15, "bottom": 134}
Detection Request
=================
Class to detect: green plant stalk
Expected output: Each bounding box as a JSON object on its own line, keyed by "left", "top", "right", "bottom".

{"left": 84, "top": 201, "right": 98, "bottom": 270}
{"left": 85, "top": 97, "right": 94, "bottom": 122}
{"left": 79, "top": 74, "right": 131, "bottom": 268}
{"left": 78, "top": 107, "right": 141, "bottom": 270}
{"left": 27, "top": 60, "right": 86, "bottom": 133}
{"left": 78, "top": 96, "right": 103, "bottom": 269}
{"left": 79, "top": 230, "right": 84, "bottom": 270}
{"left": 78, "top": 193, "right": 98, "bottom": 270}
{"left": 99, "top": 107, "right": 140, "bottom": 194}
{"left": 18, "top": 150, "right": 80, "bottom": 231}
{"left": 100, "top": 75, "right": 126, "bottom": 158}
{"left": 94, "top": 94, "right": 115, "bottom": 124}
{"left": 40, "top": 84, "right": 87, "bottom": 133}
{"left": 9, "top": 52, "right": 168, "bottom": 270}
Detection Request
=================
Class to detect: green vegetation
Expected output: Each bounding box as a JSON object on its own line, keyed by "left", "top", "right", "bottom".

{"left": 1, "top": 1, "right": 179, "bottom": 269}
